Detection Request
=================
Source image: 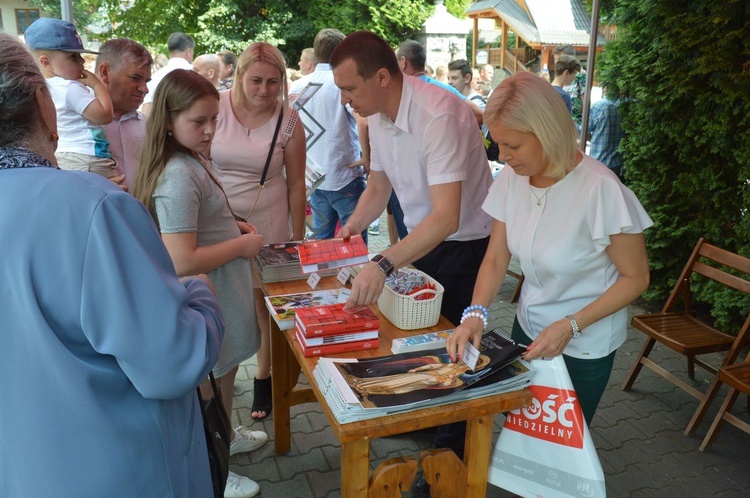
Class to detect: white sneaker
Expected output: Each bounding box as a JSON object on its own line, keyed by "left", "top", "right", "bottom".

{"left": 224, "top": 470, "right": 260, "bottom": 498}
{"left": 229, "top": 426, "right": 268, "bottom": 456}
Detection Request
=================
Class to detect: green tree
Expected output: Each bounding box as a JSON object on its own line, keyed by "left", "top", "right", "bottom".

{"left": 443, "top": 0, "right": 472, "bottom": 19}
{"left": 305, "top": 0, "right": 432, "bottom": 46}
{"left": 101, "top": 0, "right": 451, "bottom": 69}
{"left": 29, "top": 0, "right": 103, "bottom": 34}
{"left": 101, "top": 0, "right": 312, "bottom": 57}
{"left": 598, "top": 0, "right": 750, "bottom": 330}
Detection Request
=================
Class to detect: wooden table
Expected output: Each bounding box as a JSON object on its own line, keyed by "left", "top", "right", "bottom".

{"left": 262, "top": 275, "right": 531, "bottom": 497}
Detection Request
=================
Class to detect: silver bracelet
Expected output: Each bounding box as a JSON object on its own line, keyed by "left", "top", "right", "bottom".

{"left": 567, "top": 315, "right": 581, "bottom": 339}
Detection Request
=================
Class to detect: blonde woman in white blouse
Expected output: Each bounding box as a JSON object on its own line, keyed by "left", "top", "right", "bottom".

{"left": 447, "top": 71, "right": 652, "bottom": 425}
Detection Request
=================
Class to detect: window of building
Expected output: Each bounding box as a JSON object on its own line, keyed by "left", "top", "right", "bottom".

{"left": 16, "top": 9, "right": 41, "bottom": 34}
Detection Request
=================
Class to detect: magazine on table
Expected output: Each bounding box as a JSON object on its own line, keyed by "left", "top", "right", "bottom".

{"left": 335, "top": 328, "right": 526, "bottom": 408}
{"left": 253, "top": 241, "right": 303, "bottom": 283}
{"left": 311, "top": 329, "right": 533, "bottom": 423}
{"left": 264, "top": 289, "right": 347, "bottom": 330}
{"left": 255, "top": 241, "right": 301, "bottom": 267}
{"left": 313, "top": 358, "right": 533, "bottom": 424}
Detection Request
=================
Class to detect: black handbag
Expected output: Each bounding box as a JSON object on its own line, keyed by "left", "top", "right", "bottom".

{"left": 197, "top": 372, "right": 231, "bottom": 498}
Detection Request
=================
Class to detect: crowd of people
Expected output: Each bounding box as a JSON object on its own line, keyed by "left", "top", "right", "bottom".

{"left": 2, "top": 17, "right": 647, "bottom": 498}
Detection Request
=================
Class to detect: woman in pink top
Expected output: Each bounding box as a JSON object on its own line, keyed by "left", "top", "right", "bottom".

{"left": 212, "top": 42, "right": 306, "bottom": 420}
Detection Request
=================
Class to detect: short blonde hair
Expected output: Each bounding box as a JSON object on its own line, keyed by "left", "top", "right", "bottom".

{"left": 232, "top": 42, "right": 288, "bottom": 110}
{"left": 484, "top": 71, "right": 578, "bottom": 179}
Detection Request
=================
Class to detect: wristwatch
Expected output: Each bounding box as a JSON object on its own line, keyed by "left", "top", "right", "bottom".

{"left": 371, "top": 254, "right": 394, "bottom": 277}
{"left": 567, "top": 315, "right": 582, "bottom": 339}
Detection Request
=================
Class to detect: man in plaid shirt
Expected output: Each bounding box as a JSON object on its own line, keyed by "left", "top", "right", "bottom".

{"left": 589, "top": 93, "right": 625, "bottom": 180}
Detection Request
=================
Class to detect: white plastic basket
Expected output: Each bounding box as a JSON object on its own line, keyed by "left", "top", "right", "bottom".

{"left": 377, "top": 269, "right": 444, "bottom": 330}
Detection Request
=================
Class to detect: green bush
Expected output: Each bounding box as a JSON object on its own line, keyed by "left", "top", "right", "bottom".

{"left": 598, "top": 0, "right": 750, "bottom": 332}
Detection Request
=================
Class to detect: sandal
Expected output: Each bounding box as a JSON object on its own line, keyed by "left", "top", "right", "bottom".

{"left": 251, "top": 376, "right": 272, "bottom": 421}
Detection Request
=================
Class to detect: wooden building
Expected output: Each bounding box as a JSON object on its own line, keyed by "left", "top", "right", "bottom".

{"left": 466, "top": 0, "right": 609, "bottom": 74}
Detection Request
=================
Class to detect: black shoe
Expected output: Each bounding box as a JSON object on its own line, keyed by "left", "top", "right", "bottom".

{"left": 411, "top": 473, "right": 430, "bottom": 496}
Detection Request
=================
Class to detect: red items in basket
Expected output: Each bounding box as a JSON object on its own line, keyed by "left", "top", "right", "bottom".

{"left": 407, "top": 281, "right": 437, "bottom": 301}
{"left": 385, "top": 269, "right": 437, "bottom": 301}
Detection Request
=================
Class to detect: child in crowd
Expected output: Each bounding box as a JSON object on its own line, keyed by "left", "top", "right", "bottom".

{"left": 551, "top": 54, "right": 581, "bottom": 116}
{"left": 132, "top": 69, "right": 265, "bottom": 498}
{"left": 24, "top": 18, "right": 117, "bottom": 179}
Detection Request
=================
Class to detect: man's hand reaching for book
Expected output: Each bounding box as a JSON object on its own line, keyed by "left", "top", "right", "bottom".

{"left": 345, "top": 263, "right": 386, "bottom": 308}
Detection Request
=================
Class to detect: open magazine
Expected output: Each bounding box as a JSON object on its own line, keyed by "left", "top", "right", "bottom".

{"left": 336, "top": 329, "right": 526, "bottom": 408}
{"left": 313, "top": 329, "right": 534, "bottom": 423}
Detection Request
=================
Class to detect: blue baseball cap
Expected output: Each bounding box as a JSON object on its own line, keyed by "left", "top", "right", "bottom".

{"left": 24, "top": 18, "right": 100, "bottom": 54}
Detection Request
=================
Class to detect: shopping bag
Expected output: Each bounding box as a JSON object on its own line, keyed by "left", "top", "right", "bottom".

{"left": 489, "top": 356, "right": 606, "bottom": 497}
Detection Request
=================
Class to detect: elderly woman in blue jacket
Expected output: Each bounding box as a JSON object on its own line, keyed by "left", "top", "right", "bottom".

{"left": 0, "top": 33, "right": 224, "bottom": 497}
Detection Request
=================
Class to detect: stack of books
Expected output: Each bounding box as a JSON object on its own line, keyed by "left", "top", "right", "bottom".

{"left": 312, "top": 329, "right": 534, "bottom": 424}
{"left": 297, "top": 235, "right": 369, "bottom": 274}
{"left": 294, "top": 303, "right": 380, "bottom": 357}
{"left": 254, "top": 242, "right": 306, "bottom": 283}
{"left": 254, "top": 237, "right": 370, "bottom": 283}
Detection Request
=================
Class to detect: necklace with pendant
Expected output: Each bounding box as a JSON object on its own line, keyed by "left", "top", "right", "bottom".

{"left": 529, "top": 184, "right": 550, "bottom": 206}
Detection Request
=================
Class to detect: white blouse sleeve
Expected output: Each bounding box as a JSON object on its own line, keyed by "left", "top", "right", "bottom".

{"left": 586, "top": 175, "right": 653, "bottom": 252}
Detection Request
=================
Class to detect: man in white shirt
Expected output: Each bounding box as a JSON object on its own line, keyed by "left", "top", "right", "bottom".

{"left": 332, "top": 31, "right": 493, "bottom": 473}
{"left": 141, "top": 32, "right": 194, "bottom": 116}
{"left": 298, "top": 47, "right": 317, "bottom": 76}
{"left": 96, "top": 38, "right": 152, "bottom": 192}
{"left": 289, "top": 29, "right": 367, "bottom": 242}
{"left": 332, "top": 31, "right": 492, "bottom": 325}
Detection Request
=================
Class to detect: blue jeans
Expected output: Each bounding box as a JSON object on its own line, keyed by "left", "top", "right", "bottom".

{"left": 309, "top": 177, "right": 367, "bottom": 244}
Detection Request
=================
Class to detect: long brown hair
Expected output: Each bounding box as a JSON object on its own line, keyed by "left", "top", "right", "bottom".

{"left": 133, "top": 69, "right": 219, "bottom": 225}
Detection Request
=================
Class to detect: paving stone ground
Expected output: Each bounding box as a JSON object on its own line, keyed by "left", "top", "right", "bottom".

{"left": 231, "top": 212, "right": 748, "bottom": 497}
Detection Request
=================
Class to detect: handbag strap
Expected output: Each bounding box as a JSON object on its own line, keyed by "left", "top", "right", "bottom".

{"left": 197, "top": 371, "right": 221, "bottom": 405}
{"left": 238, "top": 107, "right": 285, "bottom": 222}
{"left": 259, "top": 107, "right": 285, "bottom": 188}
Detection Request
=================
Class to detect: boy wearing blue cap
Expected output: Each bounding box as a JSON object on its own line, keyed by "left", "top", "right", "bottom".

{"left": 25, "top": 17, "right": 118, "bottom": 181}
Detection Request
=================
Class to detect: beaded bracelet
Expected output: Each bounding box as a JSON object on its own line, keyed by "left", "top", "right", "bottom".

{"left": 463, "top": 304, "right": 489, "bottom": 317}
{"left": 461, "top": 305, "right": 489, "bottom": 328}
{"left": 460, "top": 311, "right": 488, "bottom": 329}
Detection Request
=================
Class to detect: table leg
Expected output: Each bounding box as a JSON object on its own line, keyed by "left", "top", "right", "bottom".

{"left": 270, "top": 318, "right": 296, "bottom": 454}
{"left": 341, "top": 438, "right": 370, "bottom": 498}
{"left": 464, "top": 414, "right": 493, "bottom": 498}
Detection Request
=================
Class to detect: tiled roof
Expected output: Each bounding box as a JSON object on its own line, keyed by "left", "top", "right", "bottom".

{"left": 467, "top": 0, "right": 605, "bottom": 46}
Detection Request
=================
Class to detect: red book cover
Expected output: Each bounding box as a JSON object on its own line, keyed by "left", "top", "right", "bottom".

{"left": 295, "top": 303, "right": 380, "bottom": 337}
{"left": 297, "top": 329, "right": 379, "bottom": 347}
{"left": 295, "top": 329, "right": 379, "bottom": 357}
{"left": 297, "top": 235, "right": 369, "bottom": 274}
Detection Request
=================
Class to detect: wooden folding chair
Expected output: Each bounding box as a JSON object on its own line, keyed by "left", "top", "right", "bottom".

{"left": 621, "top": 238, "right": 750, "bottom": 435}
{"left": 699, "top": 341, "right": 750, "bottom": 451}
